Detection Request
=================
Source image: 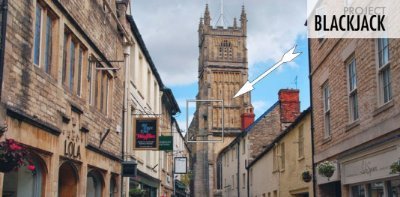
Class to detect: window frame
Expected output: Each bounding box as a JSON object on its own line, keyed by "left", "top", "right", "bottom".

{"left": 33, "top": 1, "right": 58, "bottom": 77}
{"left": 347, "top": 56, "right": 359, "bottom": 122}
{"left": 298, "top": 124, "right": 304, "bottom": 159}
{"left": 280, "top": 143, "right": 285, "bottom": 171}
{"left": 62, "top": 28, "right": 87, "bottom": 97}
{"left": 322, "top": 83, "right": 331, "bottom": 138}
{"left": 376, "top": 38, "right": 392, "bottom": 105}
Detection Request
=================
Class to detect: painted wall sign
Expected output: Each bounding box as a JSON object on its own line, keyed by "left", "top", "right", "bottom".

{"left": 159, "top": 136, "right": 173, "bottom": 151}
{"left": 341, "top": 145, "right": 399, "bottom": 185}
{"left": 64, "top": 139, "right": 81, "bottom": 160}
{"left": 134, "top": 118, "right": 158, "bottom": 150}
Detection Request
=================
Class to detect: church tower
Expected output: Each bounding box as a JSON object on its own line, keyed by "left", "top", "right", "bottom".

{"left": 189, "top": 4, "right": 254, "bottom": 196}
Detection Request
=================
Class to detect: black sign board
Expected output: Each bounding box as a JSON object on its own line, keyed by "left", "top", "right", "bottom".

{"left": 134, "top": 118, "right": 158, "bottom": 150}
{"left": 122, "top": 161, "right": 137, "bottom": 177}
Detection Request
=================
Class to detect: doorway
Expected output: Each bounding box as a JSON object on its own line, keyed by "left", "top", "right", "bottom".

{"left": 58, "top": 162, "right": 78, "bottom": 197}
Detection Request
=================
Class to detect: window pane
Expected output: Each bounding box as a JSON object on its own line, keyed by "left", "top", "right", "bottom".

{"left": 69, "top": 41, "right": 75, "bottom": 91}
{"left": 323, "top": 85, "right": 330, "bottom": 111}
{"left": 33, "top": 4, "right": 42, "bottom": 65}
{"left": 105, "top": 76, "right": 109, "bottom": 114}
{"left": 351, "top": 185, "right": 365, "bottom": 197}
{"left": 348, "top": 59, "right": 357, "bottom": 91}
{"left": 77, "top": 48, "right": 82, "bottom": 96}
{"left": 381, "top": 67, "right": 392, "bottom": 103}
{"left": 325, "top": 112, "right": 331, "bottom": 137}
{"left": 298, "top": 125, "right": 304, "bottom": 157}
{"left": 62, "top": 33, "right": 68, "bottom": 84}
{"left": 368, "top": 182, "right": 385, "bottom": 197}
{"left": 100, "top": 72, "right": 104, "bottom": 111}
{"left": 44, "top": 15, "right": 52, "bottom": 73}
{"left": 351, "top": 93, "right": 359, "bottom": 120}
{"left": 378, "top": 38, "right": 389, "bottom": 67}
{"left": 387, "top": 179, "right": 400, "bottom": 197}
{"left": 88, "top": 62, "right": 93, "bottom": 104}
{"left": 95, "top": 63, "right": 99, "bottom": 107}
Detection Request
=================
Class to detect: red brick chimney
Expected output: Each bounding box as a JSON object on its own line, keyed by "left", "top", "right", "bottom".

{"left": 279, "top": 89, "right": 300, "bottom": 123}
{"left": 241, "top": 107, "right": 255, "bottom": 131}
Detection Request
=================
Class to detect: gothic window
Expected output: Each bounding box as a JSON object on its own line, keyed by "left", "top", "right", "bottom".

{"left": 219, "top": 40, "right": 233, "bottom": 60}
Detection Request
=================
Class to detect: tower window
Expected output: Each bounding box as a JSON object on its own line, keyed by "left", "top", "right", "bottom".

{"left": 219, "top": 40, "right": 233, "bottom": 60}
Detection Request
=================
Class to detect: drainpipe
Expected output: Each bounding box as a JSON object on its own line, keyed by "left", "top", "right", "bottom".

{"left": 308, "top": 38, "right": 316, "bottom": 197}
{"left": 0, "top": 0, "right": 8, "bottom": 96}
{"left": 122, "top": 42, "right": 131, "bottom": 197}
{"left": 237, "top": 142, "right": 240, "bottom": 197}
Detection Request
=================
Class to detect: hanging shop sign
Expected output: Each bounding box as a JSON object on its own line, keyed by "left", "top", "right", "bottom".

{"left": 134, "top": 118, "right": 159, "bottom": 150}
{"left": 159, "top": 136, "right": 173, "bottom": 151}
{"left": 122, "top": 161, "right": 137, "bottom": 177}
{"left": 174, "top": 157, "right": 187, "bottom": 174}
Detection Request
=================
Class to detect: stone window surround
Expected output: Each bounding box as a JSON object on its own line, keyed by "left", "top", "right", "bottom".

{"left": 33, "top": 0, "right": 59, "bottom": 78}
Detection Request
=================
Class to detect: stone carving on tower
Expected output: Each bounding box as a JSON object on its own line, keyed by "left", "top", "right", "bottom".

{"left": 188, "top": 4, "right": 254, "bottom": 196}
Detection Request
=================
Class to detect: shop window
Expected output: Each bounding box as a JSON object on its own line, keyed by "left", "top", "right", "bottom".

{"left": 367, "top": 182, "right": 385, "bottom": 197}
{"left": 33, "top": 1, "right": 58, "bottom": 77}
{"left": 86, "top": 170, "right": 104, "bottom": 197}
{"left": 58, "top": 162, "right": 78, "bottom": 197}
{"left": 351, "top": 185, "right": 366, "bottom": 197}
{"left": 2, "top": 154, "right": 47, "bottom": 197}
{"left": 387, "top": 179, "right": 400, "bottom": 196}
{"left": 110, "top": 175, "right": 118, "bottom": 197}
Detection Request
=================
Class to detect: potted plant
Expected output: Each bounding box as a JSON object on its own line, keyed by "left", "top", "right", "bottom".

{"left": 302, "top": 170, "right": 312, "bottom": 182}
{"left": 317, "top": 161, "right": 335, "bottom": 179}
{"left": 390, "top": 159, "right": 400, "bottom": 174}
{"left": 129, "top": 187, "right": 146, "bottom": 197}
{"left": 0, "top": 138, "right": 35, "bottom": 173}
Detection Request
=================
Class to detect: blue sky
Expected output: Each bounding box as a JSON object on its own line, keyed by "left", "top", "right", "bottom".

{"left": 132, "top": 0, "right": 309, "bottom": 130}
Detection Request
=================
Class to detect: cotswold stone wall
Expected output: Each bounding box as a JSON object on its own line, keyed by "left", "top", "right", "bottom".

{"left": 2, "top": 0, "right": 124, "bottom": 158}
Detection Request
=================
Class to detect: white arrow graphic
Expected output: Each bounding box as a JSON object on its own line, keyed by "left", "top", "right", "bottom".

{"left": 233, "top": 45, "right": 302, "bottom": 98}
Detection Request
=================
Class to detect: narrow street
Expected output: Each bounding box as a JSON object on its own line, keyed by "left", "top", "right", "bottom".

{"left": 0, "top": 0, "right": 399, "bottom": 197}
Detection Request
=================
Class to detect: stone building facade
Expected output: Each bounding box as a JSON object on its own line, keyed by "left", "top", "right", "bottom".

{"left": 0, "top": 0, "right": 127, "bottom": 196}
{"left": 187, "top": 4, "right": 254, "bottom": 197}
{"left": 247, "top": 108, "right": 313, "bottom": 197}
{"left": 121, "top": 11, "right": 181, "bottom": 197}
{"left": 310, "top": 38, "right": 400, "bottom": 196}
{"left": 216, "top": 89, "right": 301, "bottom": 197}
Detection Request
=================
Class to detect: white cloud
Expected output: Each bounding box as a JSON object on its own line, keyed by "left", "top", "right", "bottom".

{"left": 132, "top": 0, "right": 307, "bottom": 86}
{"left": 252, "top": 100, "right": 274, "bottom": 118}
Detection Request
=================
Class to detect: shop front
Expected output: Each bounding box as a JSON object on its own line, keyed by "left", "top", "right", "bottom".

{"left": 130, "top": 170, "right": 160, "bottom": 197}
{"left": 0, "top": 107, "right": 122, "bottom": 197}
{"left": 175, "top": 180, "right": 187, "bottom": 197}
{"left": 340, "top": 136, "right": 400, "bottom": 197}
